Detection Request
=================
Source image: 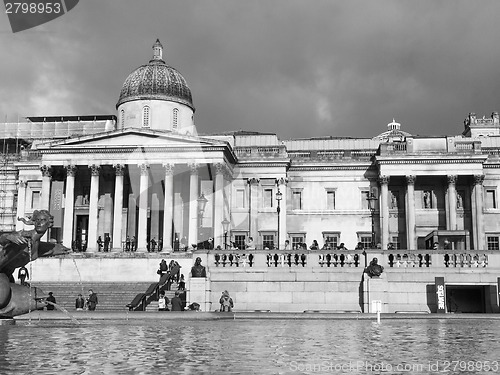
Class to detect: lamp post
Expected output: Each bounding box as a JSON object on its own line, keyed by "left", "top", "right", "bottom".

{"left": 367, "top": 191, "right": 378, "bottom": 249}
{"left": 276, "top": 187, "right": 283, "bottom": 250}
{"left": 197, "top": 193, "right": 208, "bottom": 228}
{"left": 221, "top": 218, "right": 230, "bottom": 249}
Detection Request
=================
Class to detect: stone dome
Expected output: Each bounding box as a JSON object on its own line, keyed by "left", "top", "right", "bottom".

{"left": 116, "top": 40, "right": 194, "bottom": 110}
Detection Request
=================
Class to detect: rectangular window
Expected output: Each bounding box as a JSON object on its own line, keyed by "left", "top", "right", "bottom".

{"left": 487, "top": 236, "right": 499, "bottom": 250}
{"left": 234, "top": 234, "right": 246, "bottom": 250}
{"left": 292, "top": 191, "right": 302, "bottom": 210}
{"left": 236, "top": 189, "right": 245, "bottom": 208}
{"left": 262, "top": 234, "right": 275, "bottom": 249}
{"left": 323, "top": 234, "right": 339, "bottom": 249}
{"left": 361, "top": 190, "right": 369, "bottom": 210}
{"left": 291, "top": 235, "right": 305, "bottom": 249}
{"left": 391, "top": 236, "right": 401, "bottom": 250}
{"left": 327, "top": 191, "right": 335, "bottom": 210}
{"left": 423, "top": 190, "right": 433, "bottom": 209}
{"left": 486, "top": 190, "right": 497, "bottom": 209}
{"left": 263, "top": 189, "right": 273, "bottom": 208}
{"left": 359, "top": 235, "right": 372, "bottom": 249}
{"left": 31, "top": 191, "right": 40, "bottom": 209}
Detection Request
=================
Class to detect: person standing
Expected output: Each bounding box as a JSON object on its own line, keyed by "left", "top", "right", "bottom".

{"left": 86, "top": 289, "right": 98, "bottom": 311}
{"left": 158, "top": 291, "right": 169, "bottom": 311}
{"left": 46, "top": 292, "right": 56, "bottom": 310}
{"left": 97, "top": 236, "right": 103, "bottom": 252}
{"left": 75, "top": 293, "right": 85, "bottom": 311}
{"left": 125, "top": 236, "right": 131, "bottom": 251}
{"left": 170, "top": 291, "right": 183, "bottom": 311}
{"left": 17, "top": 266, "right": 29, "bottom": 286}
{"left": 104, "top": 234, "right": 111, "bottom": 252}
{"left": 131, "top": 236, "right": 137, "bottom": 252}
{"left": 150, "top": 238, "right": 157, "bottom": 252}
{"left": 158, "top": 238, "right": 163, "bottom": 252}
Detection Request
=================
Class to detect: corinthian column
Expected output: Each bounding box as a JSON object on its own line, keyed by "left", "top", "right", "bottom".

{"left": 62, "top": 165, "right": 76, "bottom": 248}
{"left": 213, "top": 163, "right": 226, "bottom": 247}
{"left": 40, "top": 165, "right": 52, "bottom": 210}
{"left": 137, "top": 164, "right": 150, "bottom": 252}
{"left": 162, "top": 163, "right": 174, "bottom": 251}
{"left": 188, "top": 163, "right": 199, "bottom": 247}
{"left": 15, "top": 180, "right": 28, "bottom": 231}
{"left": 447, "top": 175, "right": 458, "bottom": 230}
{"left": 473, "top": 174, "right": 485, "bottom": 249}
{"left": 247, "top": 178, "right": 260, "bottom": 242}
{"left": 112, "top": 164, "right": 125, "bottom": 250}
{"left": 87, "top": 164, "right": 100, "bottom": 252}
{"left": 405, "top": 175, "right": 416, "bottom": 249}
{"left": 379, "top": 176, "right": 390, "bottom": 250}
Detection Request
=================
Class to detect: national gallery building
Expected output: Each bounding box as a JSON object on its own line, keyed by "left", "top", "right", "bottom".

{"left": 2, "top": 40, "right": 500, "bottom": 254}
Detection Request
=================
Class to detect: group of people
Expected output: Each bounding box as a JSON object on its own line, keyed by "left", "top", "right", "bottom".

{"left": 158, "top": 291, "right": 185, "bottom": 311}
{"left": 148, "top": 237, "right": 163, "bottom": 252}
{"left": 125, "top": 236, "right": 137, "bottom": 251}
{"left": 43, "top": 289, "right": 98, "bottom": 311}
{"left": 96, "top": 235, "right": 111, "bottom": 252}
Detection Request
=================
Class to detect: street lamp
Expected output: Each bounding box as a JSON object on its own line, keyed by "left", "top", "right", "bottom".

{"left": 276, "top": 187, "right": 283, "bottom": 250}
{"left": 221, "top": 218, "right": 230, "bottom": 249}
{"left": 367, "top": 191, "right": 378, "bottom": 249}
{"left": 197, "top": 193, "right": 208, "bottom": 228}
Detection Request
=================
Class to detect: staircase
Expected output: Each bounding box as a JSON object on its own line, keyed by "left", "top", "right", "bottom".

{"left": 32, "top": 282, "right": 154, "bottom": 311}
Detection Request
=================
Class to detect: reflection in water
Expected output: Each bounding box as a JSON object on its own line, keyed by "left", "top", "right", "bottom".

{"left": 0, "top": 319, "right": 499, "bottom": 374}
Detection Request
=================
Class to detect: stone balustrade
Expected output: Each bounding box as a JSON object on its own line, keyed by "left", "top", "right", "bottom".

{"left": 203, "top": 249, "right": 500, "bottom": 270}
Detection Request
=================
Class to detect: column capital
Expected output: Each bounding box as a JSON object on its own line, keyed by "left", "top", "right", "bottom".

{"left": 139, "top": 163, "right": 150, "bottom": 176}
{"left": 214, "top": 162, "right": 226, "bottom": 175}
{"left": 163, "top": 163, "right": 175, "bottom": 176}
{"left": 113, "top": 164, "right": 125, "bottom": 176}
{"left": 89, "top": 164, "right": 101, "bottom": 176}
{"left": 40, "top": 165, "right": 52, "bottom": 178}
{"left": 406, "top": 175, "right": 416, "bottom": 185}
{"left": 275, "top": 177, "right": 288, "bottom": 186}
{"left": 18, "top": 179, "right": 28, "bottom": 188}
{"left": 447, "top": 175, "right": 458, "bottom": 185}
{"left": 188, "top": 163, "right": 199, "bottom": 175}
{"left": 247, "top": 177, "right": 260, "bottom": 185}
{"left": 65, "top": 165, "right": 77, "bottom": 177}
{"left": 378, "top": 175, "right": 390, "bottom": 185}
{"left": 473, "top": 174, "right": 485, "bottom": 185}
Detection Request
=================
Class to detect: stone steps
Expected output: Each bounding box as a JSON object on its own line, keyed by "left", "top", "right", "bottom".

{"left": 31, "top": 282, "right": 182, "bottom": 311}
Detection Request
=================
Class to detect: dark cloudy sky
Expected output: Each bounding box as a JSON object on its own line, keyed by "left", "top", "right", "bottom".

{"left": 1, "top": 0, "right": 500, "bottom": 139}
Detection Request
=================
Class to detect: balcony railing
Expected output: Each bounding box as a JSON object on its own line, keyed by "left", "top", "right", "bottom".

{"left": 203, "top": 249, "right": 499, "bottom": 269}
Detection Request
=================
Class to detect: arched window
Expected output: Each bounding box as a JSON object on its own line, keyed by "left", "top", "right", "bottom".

{"left": 142, "top": 106, "right": 150, "bottom": 128}
{"left": 172, "top": 108, "right": 179, "bottom": 129}
{"left": 120, "top": 109, "right": 125, "bottom": 127}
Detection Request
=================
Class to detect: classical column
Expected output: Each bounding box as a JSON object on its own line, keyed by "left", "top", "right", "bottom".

{"left": 214, "top": 163, "right": 226, "bottom": 247}
{"left": 247, "top": 178, "right": 260, "bottom": 242}
{"left": 447, "top": 175, "right": 458, "bottom": 230}
{"left": 137, "top": 163, "right": 150, "bottom": 252}
{"left": 405, "top": 175, "right": 416, "bottom": 249}
{"left": 276, "top": 177, "right": 288, "bottom": 250}
{"left": 87, "top": 164, "right": 100, "bottom": 252}
{"left": 62, "top": 165, "right": 76, "bottom": 248}
{"left": 162, "top": 163, "right": 174, "bottom": 251}
{"left": 379, "top": 176, "right": 390, "bottom": 250}
{"left": 188, "top": 163, "right": 199, "bottom": 247}
{"left": 40, "top": 165, "right": 52, "bottom": 210}
{"left": 15, "top": 180, "right": 27, "bottom": 231}
{"left": 473, "top": 174, "right": 485, "bottom": 249}
{"left": 112, "top": 164, "right": 125, "bottom": 250}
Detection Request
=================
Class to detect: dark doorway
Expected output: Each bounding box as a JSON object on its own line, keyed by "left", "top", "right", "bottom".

{"left": 446, "top": 285, "right": 486, "bottom": 313}
{"left": 75, "top": 215, "right": 89, "bottom": 252}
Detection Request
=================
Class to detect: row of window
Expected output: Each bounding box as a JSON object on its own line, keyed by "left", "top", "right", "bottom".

{"left": 235, "top": 187, "right": 500, "bottom": 210}
{"left": 119, "top": 107, "right": 179, "bottom": 129}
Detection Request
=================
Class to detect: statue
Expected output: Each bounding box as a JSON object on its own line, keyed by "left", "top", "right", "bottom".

{"left": 365, "top": 257, "right": 384, "bottom": 278}
{"left": 191, "top": 257, "right": 206, "bottom": 278}
{"left": 0, "top": 210, "right": 71, "bottom": 318}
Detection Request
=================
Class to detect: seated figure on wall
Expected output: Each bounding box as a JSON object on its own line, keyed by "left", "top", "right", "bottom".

{"left": 191, "top": 257, "right": 207, "bottom": 278}
{"left": 0, "top": 210, "right": 71, "bottom": 318}
{"left": 364, "top": 257, "right": 384, "bottom": 278}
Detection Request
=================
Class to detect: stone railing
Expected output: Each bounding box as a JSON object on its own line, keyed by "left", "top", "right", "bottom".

{"left": 200, "top": 249, "right": 500, "bottom": 270}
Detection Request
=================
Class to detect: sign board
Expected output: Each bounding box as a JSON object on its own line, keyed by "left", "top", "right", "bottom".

{"left": 435, "top": 277, "right": 446, "bottom": 313}
{"left": 371, "top": 300, "right": 382, "bottom": 313}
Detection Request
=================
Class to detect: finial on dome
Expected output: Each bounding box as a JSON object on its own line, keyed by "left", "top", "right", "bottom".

{"left": 152, "top": 39, "right": 163, "bottom": 61}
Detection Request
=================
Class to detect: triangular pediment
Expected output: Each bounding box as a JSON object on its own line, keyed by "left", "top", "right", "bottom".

{"left": 35, "top": 128, "right": 226, "bottom": 150}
